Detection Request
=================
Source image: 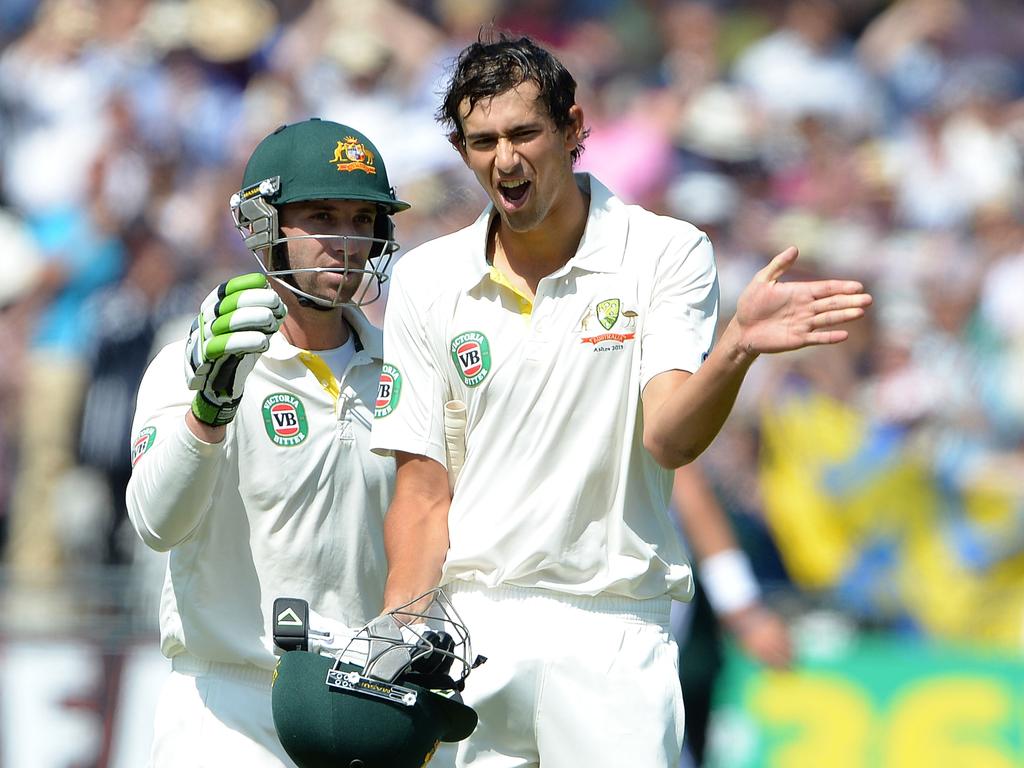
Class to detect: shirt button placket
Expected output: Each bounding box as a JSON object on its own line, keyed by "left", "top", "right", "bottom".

{"left": 335, "top": 392, "right": 350, "bottom": 438}
{"left": 527, "top": 291, "right": 548, "bottom": 362}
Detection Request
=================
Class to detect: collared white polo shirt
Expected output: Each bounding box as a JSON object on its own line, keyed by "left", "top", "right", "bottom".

{"left": 371, "top": 174, "right": 718, "bottom": 601}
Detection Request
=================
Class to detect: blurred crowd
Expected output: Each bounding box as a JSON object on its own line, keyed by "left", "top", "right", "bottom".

{"left": 1, "top": 0, "right": 1023, "bottom": 647}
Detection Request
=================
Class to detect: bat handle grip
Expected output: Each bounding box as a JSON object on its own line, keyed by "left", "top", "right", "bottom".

{"left": 444, "top": 399, "right": 467, "bottom": 494}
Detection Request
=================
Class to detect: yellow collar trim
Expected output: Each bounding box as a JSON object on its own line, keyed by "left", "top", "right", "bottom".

{"left": 488, "top": 265, "right": 532, "bottom": 316}
{"left": 297, "top": 351, "right": 340, "bottom": 403}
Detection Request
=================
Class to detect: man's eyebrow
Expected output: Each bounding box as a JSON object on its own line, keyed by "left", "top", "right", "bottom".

{"left": 464, "top": 122, "right": 545, "bottom": 141}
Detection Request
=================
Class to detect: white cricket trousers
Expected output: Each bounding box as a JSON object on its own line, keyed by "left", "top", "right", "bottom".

{"left": 148, "top": 655, "right": 298, "bottom": 768}
{"left": 433, "top": 582, "right": 685, "bottom": 768}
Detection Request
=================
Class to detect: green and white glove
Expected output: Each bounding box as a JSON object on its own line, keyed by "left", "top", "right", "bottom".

{"left": 185, "top": 273, "right": 287, "bottom": 426}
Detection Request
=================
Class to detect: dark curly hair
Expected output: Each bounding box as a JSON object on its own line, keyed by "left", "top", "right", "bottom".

{"left": 437, "top": 31, "right": 589, "bottom": 163}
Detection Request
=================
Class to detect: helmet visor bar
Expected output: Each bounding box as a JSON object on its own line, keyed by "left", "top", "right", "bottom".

{"left": 249, "top": 233, "right": 398, "bottom": 308}
{"left": 231, "top": 181, "right": 401, "bottom": 308}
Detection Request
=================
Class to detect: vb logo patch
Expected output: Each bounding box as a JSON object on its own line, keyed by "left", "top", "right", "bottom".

{"left": 450, "top": 331, "right": 491, "bottom": 387}
{"left": 375, "top": 363, "right": 402, "bottom": 418}
{"left": 131, "top": 426, "right": 157, "bottom": 467}
{"left": 262, "top": 393, "right": 309, "bottom": 447}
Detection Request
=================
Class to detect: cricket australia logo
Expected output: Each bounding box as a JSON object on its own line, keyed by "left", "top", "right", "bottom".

{"left": 450, "top": 331, "right": 491, "bottom": 387}
{"left": 130, "top": 426, "right": 157, "bottom": 467}
{"left": 596, "top": 298, "right": 620, "bottom": 330}
{"left": 262, "top": 393, "right": 309, "bottom": 447}
{"left": 580, "top": 298, "right": 638, "bottom": 351}
{"left": 375, "top": 364, "right": 402, "bottom": 418}
{"left": 330, "top": 136, "right": 376, "bottom": 174}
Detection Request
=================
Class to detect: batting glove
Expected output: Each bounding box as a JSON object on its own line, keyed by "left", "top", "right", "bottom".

{"left": 185, "top": 273, "right": 287, "bottom": 426}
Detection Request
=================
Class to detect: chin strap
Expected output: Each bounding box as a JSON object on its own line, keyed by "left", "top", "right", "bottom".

{"left": 297, "top": 294, "right": 336, "bottom": 312}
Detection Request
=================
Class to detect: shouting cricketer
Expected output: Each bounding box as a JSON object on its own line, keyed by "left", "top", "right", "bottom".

{"left": 370, "top": 34, "right": 871, "bottom": 768}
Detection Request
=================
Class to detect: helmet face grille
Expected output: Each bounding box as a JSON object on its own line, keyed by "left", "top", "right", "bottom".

{"left": 257, "top": 232, "right": 396, "bottom": 309}
{"left": 231, "top": 175, "right": 400, "bottom": 309}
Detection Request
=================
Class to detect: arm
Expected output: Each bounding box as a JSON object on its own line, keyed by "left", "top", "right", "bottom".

{"left": 644, "top": 247, "right": 871, "bottom": 468}
{"left": 673, "top": 462, "right": 792, "bottom": 668}
{"left": 382, "top": 452, "right": 452, "bottom": 612}
{"left": 126, "top": 346, "right": 226, "bottom": 551}
{"left": 127, "top": 273, "right": 285, "bottom": 550}
{"left": 127, "top": 413, "right": 225, "bottom": 551}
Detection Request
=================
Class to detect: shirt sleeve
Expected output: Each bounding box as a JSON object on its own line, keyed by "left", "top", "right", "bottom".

{"left": 369, "top": 259, "right": 448, "bottom": 466}
{"left": 125, "top": 342, "right": 226, "bottom": 551}
{"left": 639, "top": 230, "right": 720, "bottom": 391}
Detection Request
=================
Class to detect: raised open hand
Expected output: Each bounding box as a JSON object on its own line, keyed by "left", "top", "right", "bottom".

{"left": 733, "top": 247, "right": 872, "bottom": 355}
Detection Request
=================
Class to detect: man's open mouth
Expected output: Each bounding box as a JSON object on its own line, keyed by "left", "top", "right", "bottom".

{"left": 498, "top": 179, "right": 531, "bottom": 204}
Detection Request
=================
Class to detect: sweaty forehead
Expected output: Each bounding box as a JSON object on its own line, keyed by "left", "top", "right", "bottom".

{"left": 459, "top": 82, "right": 547, "bottom": 130}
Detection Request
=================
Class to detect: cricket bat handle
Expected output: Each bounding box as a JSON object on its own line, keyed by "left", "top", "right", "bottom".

{"left": 443, "top": 400, "right": 467, "bottom": 494}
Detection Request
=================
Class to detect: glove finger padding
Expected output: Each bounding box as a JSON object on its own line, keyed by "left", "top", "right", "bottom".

{"left": 210, "top": 304, "right": 284, "bottom": 337}
{"left": 185, "top": 273, "right": 287, "bottom": 426}
{"left": 202, "top": 327, "right": 276, "bottom": 360}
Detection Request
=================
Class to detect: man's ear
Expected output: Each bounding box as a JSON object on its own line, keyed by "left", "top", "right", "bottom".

{"left": 449, "top": 131, "right": 468, "bottom": 164}
{"left": 566, "top": 104, "right": 585, "bottom": 151}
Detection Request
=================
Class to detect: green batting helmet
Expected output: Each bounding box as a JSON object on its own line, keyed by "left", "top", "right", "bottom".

{"left": 271, "top": 589, "right": 484, "bottom": 768}
{"left": 273, "top": 654, "right": 476, "bottom": 768}
{"left": 229, "top": 118, "right": 410, "bottom": 308}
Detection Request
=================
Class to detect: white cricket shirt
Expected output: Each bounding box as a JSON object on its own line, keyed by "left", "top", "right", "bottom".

{"left": 371, "top": 175, "right": 718, "bottom": 601}
{"left": 127, "top": 308, "right": 394, "bottom": 671}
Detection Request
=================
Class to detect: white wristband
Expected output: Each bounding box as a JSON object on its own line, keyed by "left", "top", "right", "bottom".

{"left": 699, "top": 548, "right": 761, "bottom": 616}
